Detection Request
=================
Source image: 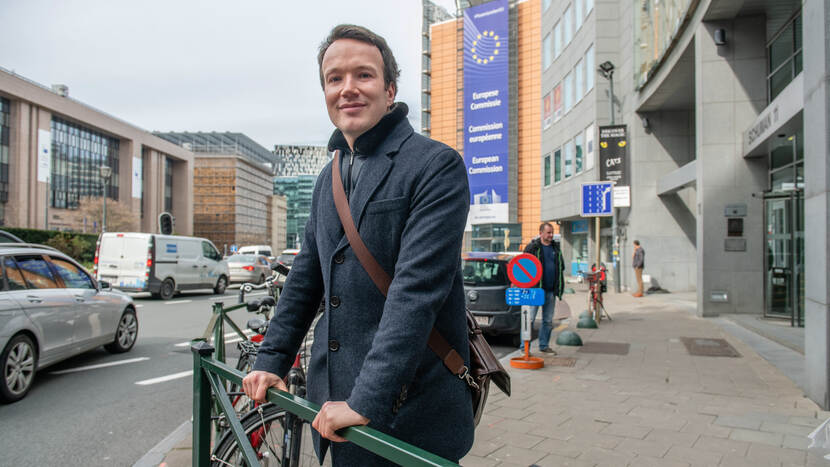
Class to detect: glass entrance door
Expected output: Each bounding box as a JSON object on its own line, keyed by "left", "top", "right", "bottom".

{"left": 764, "top": 193, "right": 804, "bottom": 326}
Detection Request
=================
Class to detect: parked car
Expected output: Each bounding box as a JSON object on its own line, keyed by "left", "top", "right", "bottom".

{"left": 227, "top": 254, "right": 272, "bottom": 284}
{"left": 95, "top": 232, "right": 229, "bottom": 300}
{"left": 0, "top": 243, "right": 138, "bottom": 402}
{"left": 462, "top": 252, "right": 521, "bottom": 346}
{"left": 238, "top": 245, "right": 274, "bottom": 261}
{"left": 0, "top": 230, "right": 23, "bottom": 243}
{"left": 273, "top": 249, "right": 299, "bottom": 288}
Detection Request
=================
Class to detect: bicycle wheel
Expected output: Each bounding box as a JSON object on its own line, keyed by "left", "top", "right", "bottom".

{"left": 229, "top": 351, "right": 256, "bottom": 414}
{"left": 212, "top": 403, "right": 288, "bottom": 466}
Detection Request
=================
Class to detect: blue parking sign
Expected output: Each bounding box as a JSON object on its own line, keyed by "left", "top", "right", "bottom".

{"left": 505, "top": 287, "right": 545, "bottom": 306}
{"left": 581, "top": 182, "right": 614, "bottom": 217}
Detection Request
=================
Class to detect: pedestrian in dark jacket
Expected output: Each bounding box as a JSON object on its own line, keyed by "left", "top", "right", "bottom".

{"left": 522, "top": 222, "right": 566, "bottom": 353}
{"left": 242, "top": 24, "right": 473, "bottom": 466}
{"left": 633, "top": 239, "right": 645, "bottom": 297}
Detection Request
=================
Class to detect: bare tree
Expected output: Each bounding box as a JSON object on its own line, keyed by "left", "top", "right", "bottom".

{"left": 71, "top": 196, "right": 139, "bottom": 233}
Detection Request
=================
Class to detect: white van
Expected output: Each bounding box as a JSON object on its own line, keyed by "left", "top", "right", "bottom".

{"left": 238, "top": 245, "right": 273, "bottom": 259}
{"left": 95, "top": 232, "right": 229, "bottom": 300}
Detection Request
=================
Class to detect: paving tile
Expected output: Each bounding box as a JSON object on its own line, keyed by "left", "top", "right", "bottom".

{"left": 728, "top": 428, "right": 784, "bottom": 447}
{"left": 759, "top": 421, "right": 816, "bottom": 436}
{"left": 693, "top": 435, "right": 750, "bottom": 455}
{"left": 534, "top": 454, "right": 597, "bottom": 467}
{"left": 625, "top": 455, "right": 691, "bottom": 467}
{"left": 788, "top": 416, "right": 825, "bottom": 428}
{"left": 489, "top": 431, "right": 546, "bottom": 450}
{"left": 485, "top": 444, "right": 547, "bottom": 466}
{"left": 576, "top": 446, "right": 633, "bottom": 466}
{"left": 746, "top": 443, "right": 807, "bottom": 465}
{"left": 644, "top": 428, "right": 700, "bottom": 448}
{"left": 664, "top": 444, "right": 723, "bottom": 465}
{"left": 614, "top": 438, "right": 671, "bottom": 458}
{"left": 458, "top": 454, "right": 499, "bottom": 467}
{"left": 532, "top": 437, "right": 586, "bottom": 458}
{"left": 599, "top": 423, "right": 652, "bottom": 440}
{"left": 714, "top": 414, "right": 763, "bottom": 430}
{"left": 782, "top": 434, "right": 810, "bottom": 450}
{"left": 680, "top": 421, "right": 732, "bottom": 438}
{"left": 467, "top": 439, "right": 504, "bottom": 458}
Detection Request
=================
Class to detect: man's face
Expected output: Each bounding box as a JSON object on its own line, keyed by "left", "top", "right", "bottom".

{"left": 540, "top": 225, "right": 554, "bottom": 245}
{"left": 321, "top": 38, "right": 395, "bottom": 148}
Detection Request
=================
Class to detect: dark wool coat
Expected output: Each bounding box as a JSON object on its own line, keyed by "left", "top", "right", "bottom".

{"left": 253, "top": 106, "right": 475, "bottom": 465}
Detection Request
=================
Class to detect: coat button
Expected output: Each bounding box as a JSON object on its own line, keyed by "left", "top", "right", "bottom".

{"left": 330, "top": 296, "right": 341, "bottom": 308}
{"left": 328, "top": 339, "right": 340, "bottom": 352}
{"left": 334, "top": 253, "right": 345, "bottom": 264}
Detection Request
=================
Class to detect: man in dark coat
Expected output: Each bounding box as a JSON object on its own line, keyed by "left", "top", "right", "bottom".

{"left": 522, "top": 222, "right": 566, "bottom": 353}
{"left": 632, "top": 239, "right": 645, "bottom": 297}
{"left": 243, "top": 24, "right": 474, "bottom": 465}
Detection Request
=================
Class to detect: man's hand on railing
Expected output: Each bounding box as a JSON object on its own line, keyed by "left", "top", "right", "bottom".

{"left": 242, "top": 370, "right": 287, "bottom": 403}
{"left": 312, "top": 401, "right": 370, "bottom": 442}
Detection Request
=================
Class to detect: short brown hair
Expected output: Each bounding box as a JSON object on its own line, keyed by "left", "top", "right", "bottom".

{"left": 539, "top": 222, "right": 553, "bottom": 233}
{"left": 317, "top": 24, "right": 400, "bottom": 95}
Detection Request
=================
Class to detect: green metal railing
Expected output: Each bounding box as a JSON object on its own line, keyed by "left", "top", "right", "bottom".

{"left": 191, "top": 341, "right": 459, "bottom": 467}
{"left": 199, "top": 301, "right": 250, "bottom": 364}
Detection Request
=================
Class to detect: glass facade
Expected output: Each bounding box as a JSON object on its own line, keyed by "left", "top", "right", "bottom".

{"left": 274, "top": 175, "right": 317, "bottom": 249}
{"left": 471, "top": 223, "right": 523, "bottom": 252}
{"left": 0, "top": 97, "right": 9, "bottom": 207}
{"left": 768, "top": 12, "right": 802, "bottom": 102}
{"left": 635, "top": 0, "right": 695, "bottom": 87}
{"left": 50, "top": 116, "right": 120, "bottom": 209}
{"left": 164, "top": 158, "right": 173, "bottom": 212}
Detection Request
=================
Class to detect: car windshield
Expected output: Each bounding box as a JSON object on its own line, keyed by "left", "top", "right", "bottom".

{"left": 277, "top": 254, "right": 296, "bottom": 266}
{"left": 229, "top": 254, "right": 256, "bottom": 263}
{"left": 462, "top": 259, "right": 508, "bottom": 286}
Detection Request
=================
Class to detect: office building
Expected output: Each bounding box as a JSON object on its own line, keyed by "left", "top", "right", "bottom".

{"left": 158, "top": 132, "right": 275, "bottom": 251}
{"left": 425, "top": 0, "right": 542, "bottom": 250}
{"left": 274, "top": 175, "right": 316, "bottom": 249}
{"left": 0, "top": 68, "right": 194, "bottom": 234}
{"left": 273, "top": 145, "right": 330, "bottom": 177}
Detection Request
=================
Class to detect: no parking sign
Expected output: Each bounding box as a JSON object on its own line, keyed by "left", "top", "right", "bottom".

{"left": 506, "top": 253, "right": 543, "bottom": 288}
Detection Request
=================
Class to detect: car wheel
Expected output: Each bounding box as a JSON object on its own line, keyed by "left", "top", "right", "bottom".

{"left": 0, "top": 334, "right": 37, "bottom": 403}
{"left": 159, "top": 278, "right": 175, "bottom": 300}
{"left": 214, "top": 275, "right": 228, "bottom": 295}
{"left": 105, "top": 309, "right": 138, "bottom": 353}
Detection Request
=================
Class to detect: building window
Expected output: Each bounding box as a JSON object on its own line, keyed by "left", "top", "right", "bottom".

{"left": 768, "top": 12, "right": 802, "bottom": 102}
{"left": 575, "top": 58, "right": 584, "bottom": 100}
{"left": 543, "top": 32, "right": 552, "bottom": 70}
{"left": 49, "top": 116, "right": 120, "bottom": 210}
{"left": 554, "top": 149, "right": 562, "bottom": 183}
{"left": 554, "top": 21, "right": 562, "bottom": 59}
{"left": 554, "top": 83, "right": 563, "bottom": 121}
{"left": 575, "top": 132, "right": 584, "bottom": 174}
{"left": 564, "top": 71, "right": 574, "bottom": 113}
{"left": 544, "top": 153, "right": 551, "bottom": 186}
{"left": 575, "top": 0, "right": 583, "bottom": 31}
{"left": 164, "top": 157, "right": 173, "bottom": 212}
{"left": 0, "top": 97, "right": 9, "bottom": 206}
{"left": 585, "top": 124, "right": 595, "bottom": 170}
{"left": 564, "top": 140, "right": 575, "bottom": 178}
{"left": 564, "top": 4, "right": 573, "bottom": 46}
{"left": 543, "top": 0, "right": 551, "bottom": 12}
{"left": 585, "top": 0, "right": 593, "bottom": 17}
{"left": 585, "top": 45, "right": 595, "bottom": 92}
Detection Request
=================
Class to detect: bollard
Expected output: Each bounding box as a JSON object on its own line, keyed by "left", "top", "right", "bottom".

{"left": 556, "top": 330, "right": 584, "bottom": 346}
{"left": 510, "top": 306, "right": 544, "bottom": 369}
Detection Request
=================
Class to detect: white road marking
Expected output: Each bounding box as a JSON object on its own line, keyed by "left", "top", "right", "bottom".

{"left": 174, "top": 329, "right": 254, "bottom": 347}
{"left": 135, "top": 370, "right": 193, "bottom": 386}
{"left": 49, "top": 357, "right": 150, "bottom": 375}
{"left": 164, "top": 299, "right": 192, "bottom": 305}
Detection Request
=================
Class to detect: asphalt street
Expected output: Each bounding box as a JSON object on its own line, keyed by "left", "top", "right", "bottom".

{"left": 0, "top": 286, "right": 516, "bottom": 466}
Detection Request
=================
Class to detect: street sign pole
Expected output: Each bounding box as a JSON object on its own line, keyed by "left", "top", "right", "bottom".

{"left": 595, "top": 216, "right": 601, "bottom": 276}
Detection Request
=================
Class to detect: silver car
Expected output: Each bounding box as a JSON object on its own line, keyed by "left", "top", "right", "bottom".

{"left": 0, "top": 244, "right": 137, "bottom": 403}
{"left": 227, "top": 254, "right": 272, "bottom": 284}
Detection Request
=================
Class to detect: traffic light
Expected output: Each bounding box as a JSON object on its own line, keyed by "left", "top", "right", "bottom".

{"left": 158, "top": 212, "right": 174, "bottom": 235}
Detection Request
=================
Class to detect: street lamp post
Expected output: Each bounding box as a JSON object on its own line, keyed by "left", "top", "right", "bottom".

{"left": 598, "top": 61, "right": 622, "bottom": 294}
{"left": 99, "top": 165, "right": 112, "bottom": 233}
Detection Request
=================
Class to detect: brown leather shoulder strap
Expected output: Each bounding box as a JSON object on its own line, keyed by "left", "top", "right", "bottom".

{"left": 331, "top": 150, "right": 466, "bottom": 376}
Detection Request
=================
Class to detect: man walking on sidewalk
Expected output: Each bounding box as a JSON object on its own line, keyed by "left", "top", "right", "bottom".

{"left": 632, "top": 240, "right": 645, "bottom": 297}
{"left": 523, "top": 222, "right": 565, "bottom": 354}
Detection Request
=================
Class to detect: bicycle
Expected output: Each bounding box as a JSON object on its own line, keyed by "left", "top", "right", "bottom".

{"left": 585, "top": 263, "right": 611, "bottom": 324}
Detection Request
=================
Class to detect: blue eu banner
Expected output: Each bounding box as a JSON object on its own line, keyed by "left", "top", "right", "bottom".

{"left": 464, "top": 0, "right": 509, "bottom": 224}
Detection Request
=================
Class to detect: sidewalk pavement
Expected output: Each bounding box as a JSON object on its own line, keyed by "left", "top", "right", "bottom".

{"left": 148, "top": 291, "right": 829, "bottom": 467}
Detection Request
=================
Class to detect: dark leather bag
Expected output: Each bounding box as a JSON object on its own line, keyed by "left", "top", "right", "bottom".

{"left": 331, "top": 151, "right": 510, "bottom": 425}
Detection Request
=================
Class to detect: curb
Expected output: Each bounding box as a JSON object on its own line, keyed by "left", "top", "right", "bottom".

{"left": 133, "top": 419, "right": 191, "bottom": 467}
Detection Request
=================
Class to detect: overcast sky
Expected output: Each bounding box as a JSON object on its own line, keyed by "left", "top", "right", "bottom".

{"left": 1, "top": 0, "right": 458, "bottom": 149}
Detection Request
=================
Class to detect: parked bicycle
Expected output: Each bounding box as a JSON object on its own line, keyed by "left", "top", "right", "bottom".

{"left": 585, "top": 263, "right": 611, "bottom": 324}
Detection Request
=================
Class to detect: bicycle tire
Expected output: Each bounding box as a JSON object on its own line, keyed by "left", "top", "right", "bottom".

{"left": 212, "top": 403, "right": 287, "bottom": 466}
{"left": 230, "top": 352, "right": 256, "bottom": 414}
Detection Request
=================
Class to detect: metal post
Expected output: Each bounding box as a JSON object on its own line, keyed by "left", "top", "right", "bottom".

{"left": 102, "top": 178, "right": 108, "bottom": 233}
{"left": 44, "top": 176, "right": 49, "bottom": 230}
{"left": 608, "top": 71, "right": 622, "bottom": 293}
{"left": 191, "top": 341, "right": 214, "bottom": 467}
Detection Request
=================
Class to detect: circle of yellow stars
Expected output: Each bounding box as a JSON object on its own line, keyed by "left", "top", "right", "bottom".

{"left": 471, "top": 30, "right": 501, "bottom": 64}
